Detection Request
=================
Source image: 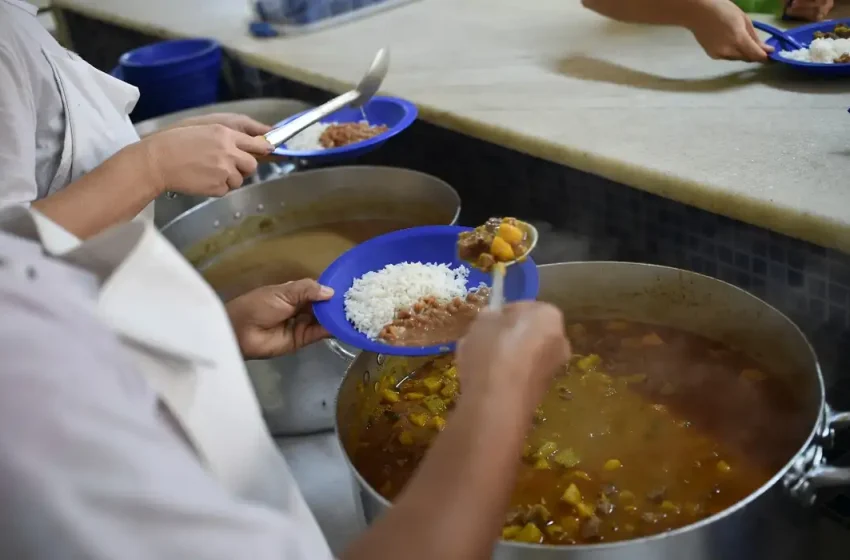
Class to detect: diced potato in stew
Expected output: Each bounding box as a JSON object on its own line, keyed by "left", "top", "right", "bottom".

{"left": 351, "top": 321, "right": 807, "bottom": 545}
{"left": 553, "top": 448, "right": 581, "bottom": 468}
{"left": 457, "top": 217, "right": 533, "bottom": 272}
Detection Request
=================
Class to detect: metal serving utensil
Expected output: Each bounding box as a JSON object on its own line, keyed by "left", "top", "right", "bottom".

{"left": 263, "top": 47, "right": 390, "bottom": 149}
{"left": 488, "top": 220, "right": 538, "bottom": 312}
{"left": 394, "top": 359, "right": 438, "bottom": 390}
{"left": 392, "top": 221, "right": 539, "bottom": 386}
{"left": 751, "top": 21, "right": 806, "bottom": 50}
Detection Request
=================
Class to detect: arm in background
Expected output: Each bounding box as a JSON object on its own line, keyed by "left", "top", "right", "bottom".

{"left": 581, "top": 0, "right": 773, "bottom": 62}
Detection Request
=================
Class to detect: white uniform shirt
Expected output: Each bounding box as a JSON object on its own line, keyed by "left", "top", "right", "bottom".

{"left": 0, "top": 205, "right": 335, "bottom": 559}
{"left": 0, "top": 0, "right": 65, "bottom": 203}
{"left": 0, "top": 0, "right": 148, "bottom": 218}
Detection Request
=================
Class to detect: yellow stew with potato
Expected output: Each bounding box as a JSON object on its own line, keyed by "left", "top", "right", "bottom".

{"left": 351, "top": 320, "right": 807, "bottom": 545}
{"left": 457, "top": 217, "right": 531, "bottom": 272}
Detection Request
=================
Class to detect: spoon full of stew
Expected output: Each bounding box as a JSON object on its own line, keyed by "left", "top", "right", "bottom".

{"left": 457, "top": 217, "right": 538, "bottom": 311}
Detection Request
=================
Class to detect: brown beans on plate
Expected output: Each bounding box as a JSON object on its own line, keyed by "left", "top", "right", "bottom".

{"left": 377, "top": 288, "right": 490, "bottom": 347}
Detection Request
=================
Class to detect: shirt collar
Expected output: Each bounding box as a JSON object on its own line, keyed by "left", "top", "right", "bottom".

{"left": 1, "top": 0, "right": 38, "bottom": 16}
{"left": 0, "top": 205, "right": 217, "bottom": 366}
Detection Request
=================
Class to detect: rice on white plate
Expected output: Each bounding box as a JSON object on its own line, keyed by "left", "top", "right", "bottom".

{"left": 344, "top": 262, "right": 474, "bottom": 340}
{"left": 779, "top": 37, "right": 850, "bottom": 63}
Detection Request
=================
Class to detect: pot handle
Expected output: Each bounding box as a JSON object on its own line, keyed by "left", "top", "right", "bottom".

{"left": 325, "top": 338, "right": 358, "bottom": 361}
{"left": 259, "top": 161, "right": 298, "bottom": 183}
{"left": 785, "top": 406, "right": 850, "bottom": 504}
{"left": 802, "top": 463, "right": 850, "bottom": 491}
{"left": 830, "top": 410, "right": 850, "bottom": 429}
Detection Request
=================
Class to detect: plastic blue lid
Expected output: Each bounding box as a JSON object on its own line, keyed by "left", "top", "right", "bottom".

{"left": 119, "top": 38, "right": 221, "bottom": 69}
{"left": 313, "top": 225, "right": 540, "bottom": 356}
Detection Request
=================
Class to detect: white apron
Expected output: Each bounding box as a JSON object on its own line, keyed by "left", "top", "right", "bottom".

{"left": 0, "top": 206, "right": 332, "bottom": 558}
{"left": 42, "top": 47, "right": 155, "bottom": 222}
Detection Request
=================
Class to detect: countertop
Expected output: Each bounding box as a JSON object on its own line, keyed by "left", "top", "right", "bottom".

{"left": 52, "top": 0, "right": 850, "bottom": 252}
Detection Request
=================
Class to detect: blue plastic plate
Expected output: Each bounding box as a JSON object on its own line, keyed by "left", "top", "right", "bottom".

{"left": 271, "top": 96, "right": 418, "bottom": 163}
{"left": 313, "top": 225, "right": 540, "bottom": 356}
{"left": 763, "top": 18, "right": 850, "bottom": 76}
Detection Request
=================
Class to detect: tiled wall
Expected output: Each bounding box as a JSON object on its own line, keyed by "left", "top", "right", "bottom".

{"left": 61, "top": 10, "right": 850, "bottom": 524}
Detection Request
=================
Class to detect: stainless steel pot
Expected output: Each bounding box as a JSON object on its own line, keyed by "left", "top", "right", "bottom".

{"left": 335, "top": 262, "right": 850, "bottom": 559}
{"left": 161, "top": 166, "right": 460, "bottom": 436}
{"left": 135, "top": 98, "right": 312, "bottom": 227}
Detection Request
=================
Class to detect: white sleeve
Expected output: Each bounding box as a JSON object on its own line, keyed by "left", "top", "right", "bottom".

{"left": 0, "top": 237, "right": 334, "bottom": 560}
{"left": 0, "top": 43, "right": 39, "bottom": 206}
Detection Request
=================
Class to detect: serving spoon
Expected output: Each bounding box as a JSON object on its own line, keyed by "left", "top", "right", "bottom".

{"left": 163, "top": 49, "right": 389, "bottom": 199}
{"left": 752, "top": 21, "right": 806, "bottom": 50}
{"left": 488, "top": 220, "right": 538, "bottom": 312}
{"left": 392, "top": 221, "right": 538, "bottom": 388}
{"left": 263, "top": 47, "right": 390, "bottom": 149}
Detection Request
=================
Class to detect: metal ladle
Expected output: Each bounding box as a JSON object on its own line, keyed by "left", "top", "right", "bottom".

{"left": 263, "top": 47, "right": 390, "bottom": 148}
{"left": 751, "top": 21, "right": 806, "bottom": 50}
{"left": 394, "top": 221, "right": 538, "bottom": 389}
{"left": 488, "top": 220, "right": 538, "bottom": 312}
{"left": 162, "top": 49, "right": 390, "bottom": 200}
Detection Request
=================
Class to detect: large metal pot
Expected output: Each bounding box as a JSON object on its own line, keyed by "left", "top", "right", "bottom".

{"left": 161, "top": 166, "right": 460, "bottom": 436}
{"left": 336, "top": 262, "right": 850, "bottom": 559}
{"left": 135, "top": 98, "right": 312, "bottom": 227}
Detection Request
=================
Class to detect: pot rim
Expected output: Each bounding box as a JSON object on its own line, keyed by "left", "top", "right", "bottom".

{"left": 161, "top": 165, "right": 462, "bottom": 362}
{"left": 334, "top": 260, "right": 830, "bottom": 552}
{"left": 158, "top": 165, "right": 463, "bottom": 235}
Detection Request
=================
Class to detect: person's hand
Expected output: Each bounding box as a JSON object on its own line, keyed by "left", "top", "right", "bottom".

{"left": 140, "top": 124, "right": 273, "bottom": 197}
{"left": 685, "top": 0, "right": 773, "bottom": 62}
{"left": 456, "top": 301, "right": 571, "bottom": 412}
{"left": 225, "top": 279, "right": 334, "bottom": 359}
{"left": 784, "top": 0, "right": 833, "bottom": 21}
{"left": 175, "top": 112, "right": 273, "bottom": 136}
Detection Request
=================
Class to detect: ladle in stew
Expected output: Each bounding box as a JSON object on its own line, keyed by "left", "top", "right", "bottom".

{"left": 457, "top": 218, "right": 538, "bottom": 311}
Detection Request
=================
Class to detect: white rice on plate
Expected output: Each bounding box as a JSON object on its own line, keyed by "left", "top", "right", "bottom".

{"left": 344, "top": 262, "right": 473, "bottom": 339}
{"left": 284, "top": 122, "right": 333, "bottom": 152}
{"left": 779, "top": 37, "right": 850, "bottom": 63}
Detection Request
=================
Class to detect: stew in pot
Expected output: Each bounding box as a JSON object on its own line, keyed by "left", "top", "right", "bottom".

{"left": 351, "top": 320, "right": 807, "bottom": 545}
{"left": 200, "top": 219, "right": 414, "bottom": 300}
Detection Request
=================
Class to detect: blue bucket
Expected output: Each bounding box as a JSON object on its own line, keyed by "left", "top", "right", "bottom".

{"left": 117, "top": 38, "right": 222, "bottom": 121}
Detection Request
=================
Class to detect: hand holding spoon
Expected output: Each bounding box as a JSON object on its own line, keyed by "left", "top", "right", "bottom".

{"left": 457, "top": 218, "right": 539, "bottom": 311}
{"left": 751, "top": 21, "right": 805, "bottom": 50}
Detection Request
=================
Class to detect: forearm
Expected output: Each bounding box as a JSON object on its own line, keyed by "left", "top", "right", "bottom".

{"left": 582, "top": 0, "right": 709, "bottom": 26}
{"left": 32, "top": 142, "right": 162, "bottom": 239}
{"left": 343, "top": 387, "right": 532, "bottom": 560}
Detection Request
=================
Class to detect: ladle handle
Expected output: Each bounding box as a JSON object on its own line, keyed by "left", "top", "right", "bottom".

{"left": 264, "top": 89, "right": 360, "bottom": 148}
{"left": 488, "top": 264, "right": 506, "bottom": 312}
{"left": 751, "top": 20, "right": 805, "bottom": 50}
